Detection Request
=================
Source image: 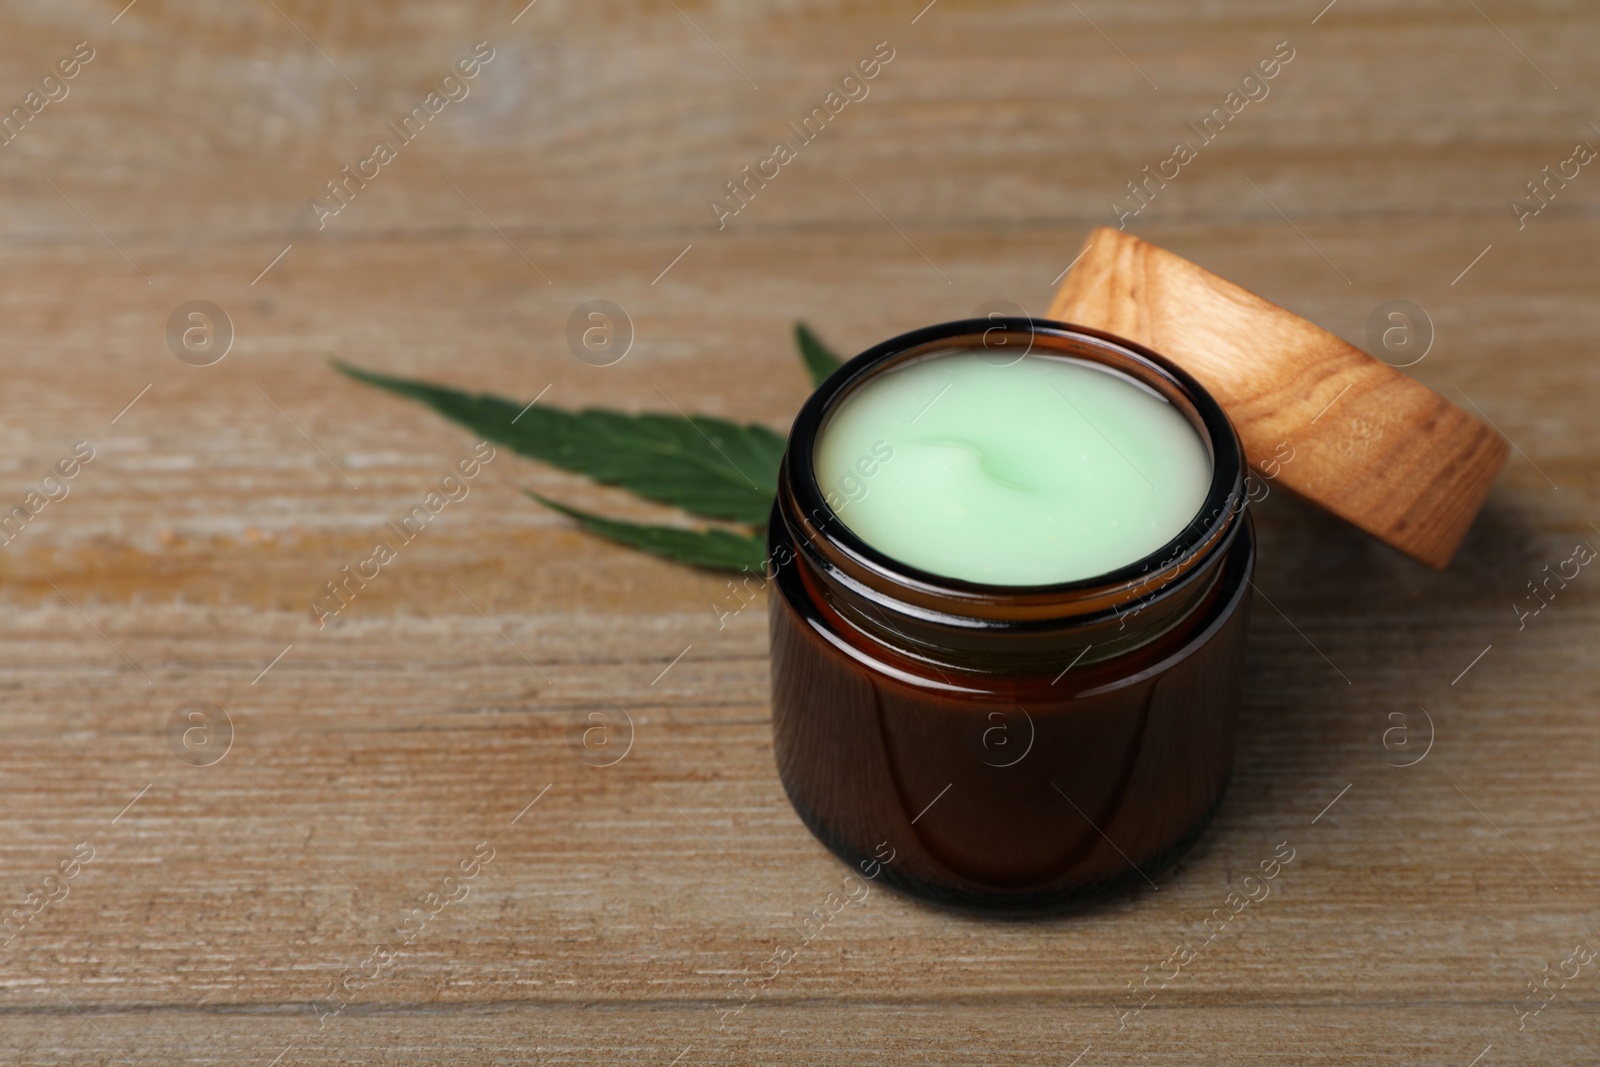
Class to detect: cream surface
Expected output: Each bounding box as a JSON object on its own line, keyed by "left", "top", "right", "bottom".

{"left": 814, "top": 350, "right": 1212, "bottom": 585}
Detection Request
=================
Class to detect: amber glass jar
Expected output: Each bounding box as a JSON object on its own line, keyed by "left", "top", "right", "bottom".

{"left": 767, "top": 318, "right": 1254, "bottom": 913}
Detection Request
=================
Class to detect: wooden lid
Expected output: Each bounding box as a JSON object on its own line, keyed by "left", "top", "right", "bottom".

{"left": 1049, "top": 227, "right": 1508, "bottom": 569}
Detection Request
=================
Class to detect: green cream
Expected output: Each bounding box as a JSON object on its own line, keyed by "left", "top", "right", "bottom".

{"left": 814, "top": 350, "right": 1212, "bottom": 586}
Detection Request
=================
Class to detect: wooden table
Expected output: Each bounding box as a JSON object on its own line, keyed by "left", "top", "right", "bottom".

{"left": 1, "top": 0, "right": 1596, "bottom": 1062}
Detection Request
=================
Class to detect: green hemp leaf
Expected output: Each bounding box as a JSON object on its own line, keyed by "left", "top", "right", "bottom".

{"left": 333, "top": 322, "right": 843, "bottom": 572}
{"left": 794, "top": 322, "right": 844, "bottom": 388}
{"left": 333, "top": 360, "right": 783, "bottom": 524}
{"left": 528, "top": 492, "right": 767, "bottom": 571}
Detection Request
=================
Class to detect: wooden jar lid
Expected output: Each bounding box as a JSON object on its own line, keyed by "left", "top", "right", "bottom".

{"left": 1048, "top": 227, "right": 1508, "bottom": 569}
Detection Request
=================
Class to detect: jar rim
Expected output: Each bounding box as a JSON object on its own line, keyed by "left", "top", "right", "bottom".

{"left": 781, "top": 318, "right": 1247, "bottom": 622}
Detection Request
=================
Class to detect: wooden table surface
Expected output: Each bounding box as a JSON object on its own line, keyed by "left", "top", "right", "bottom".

{"left": 2, "top": 0, "right": 1597, "bottom": 1063}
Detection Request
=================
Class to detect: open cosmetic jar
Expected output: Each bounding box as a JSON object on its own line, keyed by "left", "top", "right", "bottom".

{"left": 767, "top": 318, "right": 1253, "bottom": 912}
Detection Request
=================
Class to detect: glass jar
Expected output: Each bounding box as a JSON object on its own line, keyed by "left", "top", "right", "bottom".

{"left": 767, "top": 318, "right": 1254, "bottom": 913}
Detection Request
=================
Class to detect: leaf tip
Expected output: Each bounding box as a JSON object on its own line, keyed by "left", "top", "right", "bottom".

{"left": 794, "top": 322, "right": 844, "bottom": 389}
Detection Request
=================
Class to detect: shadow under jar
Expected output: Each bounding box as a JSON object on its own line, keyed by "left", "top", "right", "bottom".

{"left": 767, "top": 318, "right": 1254, "bottom": 914}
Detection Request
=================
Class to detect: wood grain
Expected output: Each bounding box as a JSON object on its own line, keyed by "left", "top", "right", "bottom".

{"left": 1049, "top": 226, "right": 1510, "bottom": 568}
{"left": 0, "top": 0, "right": 1598, "bottom": 1063}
